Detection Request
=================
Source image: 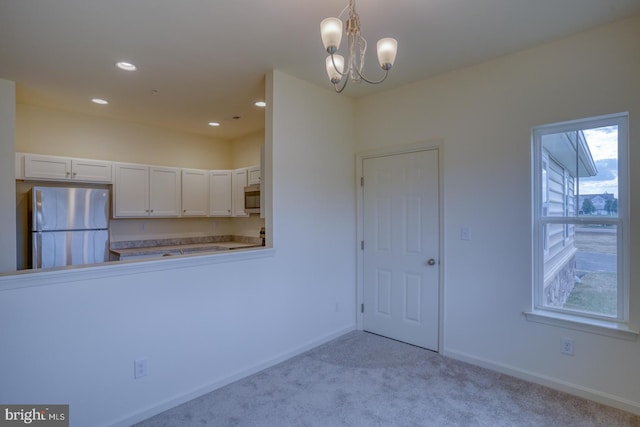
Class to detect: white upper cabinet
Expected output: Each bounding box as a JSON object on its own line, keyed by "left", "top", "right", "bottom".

{"left": 247, "top": 165, "right": 260, "bottom": 185}
{"left": 209, "top": 170, "right": 232, "bottom": 216}
{"left": 181, "top": 169, "right": 209, "bottom": 217}
{"left": 19, "top": 152, "right": 260, "bottom": 221}
{"left": 71, "top": 158, "right": 112, "bottom": 182}
{"left": 21, "top": 153, "right": 112, "bottom": 183}
{"left": 149, "top": 166, "right": 181, "bottom": 217}
{"left": 231, "top": 168, "right": 249, "bottom": 217}
{"left": 113, "top": 163, "right": 149, "bottom": 217}
{"left": 113, "top": 163, "right": 181, "bottom": 218}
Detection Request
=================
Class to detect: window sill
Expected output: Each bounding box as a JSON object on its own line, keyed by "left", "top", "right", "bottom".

{"left": 524, "top": 310, "right": 639, "bottom": 341}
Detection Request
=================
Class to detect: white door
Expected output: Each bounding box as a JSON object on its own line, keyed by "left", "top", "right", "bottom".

{"left": 362, "top": 149, "right": 440, "bottom": 350}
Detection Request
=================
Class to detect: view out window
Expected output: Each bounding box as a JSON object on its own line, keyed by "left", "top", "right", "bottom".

{"left": 532, "top": 113, "right": 628, "bottom": 321}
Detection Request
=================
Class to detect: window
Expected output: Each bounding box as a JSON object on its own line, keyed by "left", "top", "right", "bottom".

{"left": 532, "top": 113, "right": 628, "bottom": 323}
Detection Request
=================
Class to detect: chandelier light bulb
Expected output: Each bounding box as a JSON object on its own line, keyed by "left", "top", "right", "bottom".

{"left": 377, "top": 38, "right": 398, "bottom": 70}
{"left": 326, "top": 55, "right": 345, "bottom": 84}
{"left": 321, "top": 17, "right": 343, "bottom": 53}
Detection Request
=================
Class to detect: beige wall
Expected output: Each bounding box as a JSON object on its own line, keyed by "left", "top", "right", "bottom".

{"left": 0, "top": 80, "right": 16, "bottom": 272}
{"left": 16, "top": 104, "right": 232, "bottom": 169}
{"left": 230, "top": 130, "right": 263, "bottom": 169}
{"left": 356, "top": 13, "right": 640, "bottom": 413}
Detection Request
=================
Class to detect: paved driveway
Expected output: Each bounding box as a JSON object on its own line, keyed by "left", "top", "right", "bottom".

{"left": 575, "top": 251, "right": 616, "bottom": 273}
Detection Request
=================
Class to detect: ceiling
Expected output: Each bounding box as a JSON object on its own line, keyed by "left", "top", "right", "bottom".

{"left": 1, "top": 0, "right": 639, "bottom": 140}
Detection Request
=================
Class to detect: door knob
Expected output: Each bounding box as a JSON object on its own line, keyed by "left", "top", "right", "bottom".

{"left": 426, "top": 258, "right": 436, "bottom": 266}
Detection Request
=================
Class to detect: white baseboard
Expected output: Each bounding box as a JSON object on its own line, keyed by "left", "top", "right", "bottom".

{"left": 110, "top": 325, "right": 356, "bottom": 427}
{"left": 443, "top": 347, "right": 640, "bottom": 416}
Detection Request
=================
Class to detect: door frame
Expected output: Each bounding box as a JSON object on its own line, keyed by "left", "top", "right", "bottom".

{"left": 356, "top": 141, "right": 445, "bottom": 352}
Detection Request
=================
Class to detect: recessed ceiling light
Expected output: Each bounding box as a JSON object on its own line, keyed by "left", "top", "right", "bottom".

{"left": 116, "top": 61, "right": 137, "bottom": 71}
{"left": 208, "top": 122, "right": 220, "bottom": 127}
{"left": 91, "top": 98, "right": 109, "bottom": 105}
{"left": 254, "top": 101, "right": 266, "bottom": 108}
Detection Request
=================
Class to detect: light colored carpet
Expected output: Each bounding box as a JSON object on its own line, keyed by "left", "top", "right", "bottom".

{"left": 134, "top": 331, "right": 640, "bottom": 426}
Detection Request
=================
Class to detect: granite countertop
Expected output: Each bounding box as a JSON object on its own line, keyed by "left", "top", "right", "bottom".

{"left": 110, "top": 236, "right": 262, "bottom": 259}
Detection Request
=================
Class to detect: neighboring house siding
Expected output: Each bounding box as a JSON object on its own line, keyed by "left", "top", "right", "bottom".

{"left": 543, "top": 154, "right": 578, "bottom": 307}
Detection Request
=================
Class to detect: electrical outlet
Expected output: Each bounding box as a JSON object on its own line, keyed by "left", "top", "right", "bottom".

{"left": 461, "top": 226, "right": 471, "bottom": 241}
{"left": 561, "top": 337, "right": 574, "bottom": 356}
{"left": 134, "top": 358, "right": 148, "bottom": 379}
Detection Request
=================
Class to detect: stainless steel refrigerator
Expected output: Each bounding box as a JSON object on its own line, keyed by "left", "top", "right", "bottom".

{"left": 30, "top": 186, "right": 110, "bottom": 269}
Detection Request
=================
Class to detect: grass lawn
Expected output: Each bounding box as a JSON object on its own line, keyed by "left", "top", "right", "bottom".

{"left": 564, "top": 272, "right": 617, "bottom": 316}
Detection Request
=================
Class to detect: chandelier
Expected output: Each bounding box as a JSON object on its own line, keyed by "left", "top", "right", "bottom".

{"left": 320, "top": 0, "right": 398, "bottom": 93}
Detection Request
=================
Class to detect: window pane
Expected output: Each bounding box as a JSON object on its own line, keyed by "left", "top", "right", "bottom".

{"left": 579, "top": 126, "right": 618, "bottom": 217}
{"left": 542, "top": 223, "right": 617, "bottom": 317}
{"left": 541, "top": 126, "right": 618, "bottom": 218}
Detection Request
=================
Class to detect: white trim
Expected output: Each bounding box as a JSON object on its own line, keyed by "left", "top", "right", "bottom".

{"left": 443, "top": 348, "right": 640, "bottom": 416}
{"left": 523, "top": 310, "right": 638, "bottom": 340}
{"left": 0, "top": 248, "right": 276, "bottom": 292}
{"left": 533, "top": 112, "right": 629, "bottom": 135}
{"left": 355, "top": 140, "right": 444, "bottom": 353}
{"left": 109, "top": 325, "right": 356, "bottom": 427}
{"left": 531, "top": 112, "right": 629, "bottom": 323}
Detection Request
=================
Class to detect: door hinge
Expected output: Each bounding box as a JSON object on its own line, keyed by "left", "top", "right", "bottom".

{"left": 361, "top": 240, "right": 364, "bottom": 250}
{"left": 361, "top": 303, "right": 364, "bottom": 313}
{"left": 360, "top": 176, "right": 364, "bottom": 187}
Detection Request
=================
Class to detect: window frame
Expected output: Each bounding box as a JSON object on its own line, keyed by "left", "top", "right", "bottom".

{"left": 541, "top": 154, "right": 550, "bottom": 256}
{"left": 531, "top": 112, "right": 629, "bottom": 324}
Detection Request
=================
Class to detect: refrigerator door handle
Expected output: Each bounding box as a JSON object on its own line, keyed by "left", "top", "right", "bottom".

{"left": 32, "top": 232, "right": 42, "bottom": 269}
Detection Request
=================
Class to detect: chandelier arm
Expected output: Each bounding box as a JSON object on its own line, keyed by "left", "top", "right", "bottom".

{"left": 338, "top": 5, "right": 350, "bottom": 19}
{"left": 334, "top": 77, "right": 349, "bottom": 93}
{"left": 352, "top": 67, "right": 389, "bottom": 85}
{"left": 330, "top": 53, "right": 350, "bottom": 77}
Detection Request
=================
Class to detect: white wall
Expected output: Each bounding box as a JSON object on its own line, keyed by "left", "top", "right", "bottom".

{"left": 355, "top": 14, "right": 640, "bottom": 413}
{"left": 0, "top": 79, "right": 16, "bottom": 271}
{"left": 0, "top": 70, "right": 357, "bottom": 426}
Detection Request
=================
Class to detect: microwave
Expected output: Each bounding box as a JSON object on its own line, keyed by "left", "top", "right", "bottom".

{"left": 244, "top": 184, "right": 260, "bottom": 214}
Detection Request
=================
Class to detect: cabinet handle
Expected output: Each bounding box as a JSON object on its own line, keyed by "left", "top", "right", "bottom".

{"left": 183, "top": 209, "right": 187, "bottom": 213}
{"left": 73, "top": 172, "right": 77, "bottom": 176}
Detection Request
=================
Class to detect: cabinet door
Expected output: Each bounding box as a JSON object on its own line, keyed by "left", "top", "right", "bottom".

{"left": 113, "top": 163, "right": 149, "bottom": 217}
{"left": 24, "top": 154, "right": 71, "bottom": 180}
{"left": 181, "top": 169, "right": 209, "bottom": 216}
{"left": 149, "top": 166, "right": 181, "bottom": 217}
{"left": 209, "top": 170, "right": 232, "bottom": 216}
{"left": 247, "top": 165, "right": 261, "bottom": 185}
{"left": 231, "top": 168, "right": 249, "bottom": 217}
{"left": 71, "top": 159, "right": 112, "bottom": 182}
